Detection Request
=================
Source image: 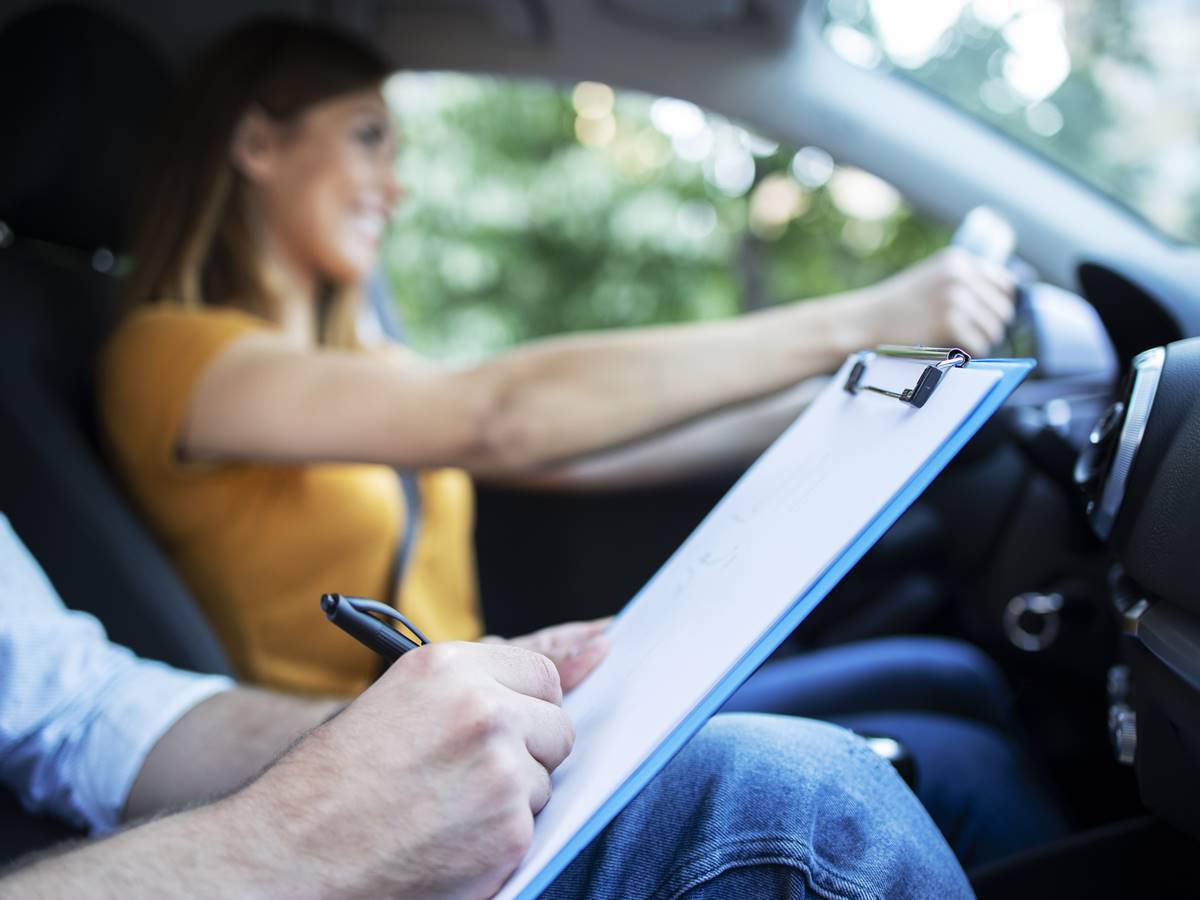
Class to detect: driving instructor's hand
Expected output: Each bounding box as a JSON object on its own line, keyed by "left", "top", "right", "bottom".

{"left": 858, "top": 247, "right": 1016, "bottom": 356}
{"left": 236, "top": 642, "right": 574, "bottom": 900}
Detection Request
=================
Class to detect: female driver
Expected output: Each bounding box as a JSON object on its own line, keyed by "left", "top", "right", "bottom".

{"left": 101, "top": 20, "right": 1013, "bottom": 696}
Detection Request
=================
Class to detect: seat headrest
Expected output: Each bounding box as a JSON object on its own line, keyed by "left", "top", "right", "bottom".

{"left": 0, "top": 3, "right": 171, "bottom": 253}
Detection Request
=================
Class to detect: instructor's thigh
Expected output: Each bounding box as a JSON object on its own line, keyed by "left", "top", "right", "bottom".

{"left": 547, "top": 713, "right": 972, "bottom": 900}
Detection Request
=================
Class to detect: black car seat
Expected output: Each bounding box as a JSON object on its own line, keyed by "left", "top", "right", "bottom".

{"left": 0, "top": 3, "right": 234, "bottom": 862}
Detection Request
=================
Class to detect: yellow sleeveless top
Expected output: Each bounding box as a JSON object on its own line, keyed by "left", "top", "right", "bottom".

{"left": 98, "top": 305, "right": 481, "bottom": 695}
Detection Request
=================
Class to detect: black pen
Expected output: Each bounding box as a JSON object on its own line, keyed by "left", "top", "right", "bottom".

{"left": 320, "top": 593, "right": 430, "bottom": 663}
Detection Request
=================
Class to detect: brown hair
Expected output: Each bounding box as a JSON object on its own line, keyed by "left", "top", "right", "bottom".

{"left": 123, "top": 18, "right": 393, "bottom": 346}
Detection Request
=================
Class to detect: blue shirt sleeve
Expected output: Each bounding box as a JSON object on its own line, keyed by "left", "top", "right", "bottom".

{"left": 0, "top": 514, "right": 233, "bottom": 833}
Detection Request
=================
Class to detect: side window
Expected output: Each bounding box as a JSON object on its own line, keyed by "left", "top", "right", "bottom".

{"left": 383, "top": 73, "right": 949, "bottom": 359}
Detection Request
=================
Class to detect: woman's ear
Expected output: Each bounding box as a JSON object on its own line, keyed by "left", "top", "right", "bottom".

{"left": 230, "top": 106, "right": 281, "bottom": 183}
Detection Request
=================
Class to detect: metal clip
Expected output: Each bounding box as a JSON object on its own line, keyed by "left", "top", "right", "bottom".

{"left": 844, "top": 347, "right": 971, "bottom": 409}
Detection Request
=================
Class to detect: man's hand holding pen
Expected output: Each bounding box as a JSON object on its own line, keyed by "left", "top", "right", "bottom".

{"left": 238, "top": 641, "right": 576, "bottom": 898}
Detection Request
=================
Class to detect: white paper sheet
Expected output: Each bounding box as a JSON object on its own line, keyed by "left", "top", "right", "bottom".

{"left": 497, "top": 354, "right": 1005, "bottom": 899}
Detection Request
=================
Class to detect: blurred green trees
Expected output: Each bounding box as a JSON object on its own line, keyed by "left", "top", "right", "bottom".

{"left": 822, "top": 0, "right": 1200, "bottom": 247}
{"left": 382, "top": 74, "right": 948, "bottom": 360}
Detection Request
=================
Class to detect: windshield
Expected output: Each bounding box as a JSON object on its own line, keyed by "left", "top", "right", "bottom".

{"left": 822, "top": 0, "right": 1200, "bottom": 246}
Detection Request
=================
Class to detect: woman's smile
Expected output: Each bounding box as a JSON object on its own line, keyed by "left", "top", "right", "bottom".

{"left": 347, "top": 197, "right": 389, "bottom": 245}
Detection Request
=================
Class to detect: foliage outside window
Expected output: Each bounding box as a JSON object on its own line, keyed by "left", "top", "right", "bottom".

{"left": 383, "top": 74, "right": 948, "bottom": 360}
{"left": 823, "top": 0, "right": 1200, "bottom": 246}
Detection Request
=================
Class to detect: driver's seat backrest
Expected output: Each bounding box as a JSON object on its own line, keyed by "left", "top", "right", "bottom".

{"left": 0, "top": 6, "right": 234, "bottom": 694}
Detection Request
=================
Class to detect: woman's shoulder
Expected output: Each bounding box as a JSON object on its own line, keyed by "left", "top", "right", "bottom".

{"left": 99, "top": 302, "right": 273, "bottom": 417}
{"left": 110, "top": 301, "right": 269, "bottom": 341}
{"left": 103, "top": 302, "right": 271, "bottom": 367}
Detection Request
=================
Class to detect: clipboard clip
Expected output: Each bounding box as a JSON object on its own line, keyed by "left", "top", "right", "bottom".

{"left": 844, "top": 346, "right": 971, "bottom": 409}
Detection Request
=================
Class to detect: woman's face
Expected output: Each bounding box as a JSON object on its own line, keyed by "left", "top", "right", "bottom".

{"left": 236, "top": 87, "right": 403, "bottom": 287}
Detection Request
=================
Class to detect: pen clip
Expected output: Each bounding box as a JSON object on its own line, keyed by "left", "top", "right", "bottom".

{"left": 321, "top": 593, "right": 430, "bottom": 661}
{"left": 340, "top": 595, "right": 430, "bottom": 646}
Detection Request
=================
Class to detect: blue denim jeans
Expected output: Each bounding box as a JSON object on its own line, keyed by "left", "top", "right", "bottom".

{"left": 722, "top": 637, "right": 1016, "bottom": 730}
{"left": 548, "top": 714, "right": 972, "bottom": 899}
{"left": 722, "top": 637, "right": 1068, "bottom": 868}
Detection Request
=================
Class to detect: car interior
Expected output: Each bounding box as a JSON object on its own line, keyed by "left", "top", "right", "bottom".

{"left": 2, "top": 1, "right": 1199, "bottom": 896}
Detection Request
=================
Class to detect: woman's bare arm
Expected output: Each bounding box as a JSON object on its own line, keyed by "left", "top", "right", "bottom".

{"left": 483, "top": 378, "right": 828, "bottom": 491}
{"left": 182, "top": 249, "right": 1012, "bottom": 475}
{"left": 183, "top": 293, "right": 863, "bottom": 473}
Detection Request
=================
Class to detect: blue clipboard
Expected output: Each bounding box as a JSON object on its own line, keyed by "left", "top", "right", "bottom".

{"left": 517, "top": 351, "right": 1035, "bottom": 898}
